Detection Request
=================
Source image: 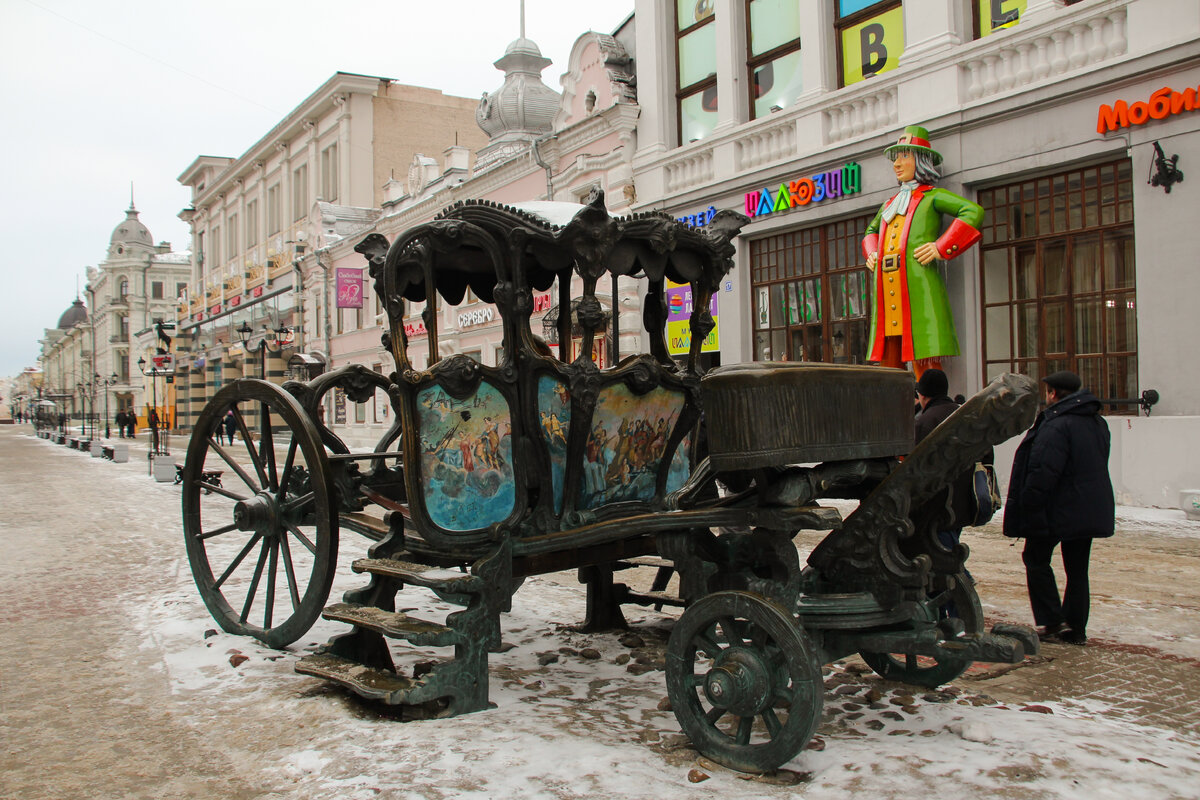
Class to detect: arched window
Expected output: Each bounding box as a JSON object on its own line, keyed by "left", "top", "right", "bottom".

{"left": 119, "top": 279, "right": 129, "bottom": 298}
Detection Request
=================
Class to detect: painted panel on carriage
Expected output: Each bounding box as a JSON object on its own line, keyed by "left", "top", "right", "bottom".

{"left": 537, "top": 375, "right": 571, "bottom": 515}
{"left": 580, "top": 384, "right": 688, "bottom": 509}
{"left": 416, "top": 382, "right": 515, "bottom": 531}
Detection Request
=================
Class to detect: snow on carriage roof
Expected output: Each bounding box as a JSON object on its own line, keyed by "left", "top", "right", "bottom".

{"left": 510, "top": 200, "right": 587, "bottom": 227}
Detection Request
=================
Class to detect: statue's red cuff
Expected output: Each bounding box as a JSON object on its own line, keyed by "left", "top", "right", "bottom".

{"left": 862, "top": 233, "right": 879, "bottom": 260}
{"left": 936, "top": 219, "right": 982, "bottom": 259}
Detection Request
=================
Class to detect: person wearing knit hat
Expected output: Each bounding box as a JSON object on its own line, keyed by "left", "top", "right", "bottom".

{"left": 1003, "top": 369, "right": 1114, "bottom": 645}
{"left": 862, "top": 125, "right": 985, "bottom": 380}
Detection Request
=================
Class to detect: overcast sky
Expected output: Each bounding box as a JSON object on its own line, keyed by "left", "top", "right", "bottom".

{"left": 0, "top": 0, "right": 633, "bottom": 378}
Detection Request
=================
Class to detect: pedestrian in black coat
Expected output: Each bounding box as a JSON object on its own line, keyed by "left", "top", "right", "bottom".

{"left": 1003, "top": 370, "right": 1114, "bottom": 645}
{"left": 115, "top": 411, "right": 126, "bottom": 438}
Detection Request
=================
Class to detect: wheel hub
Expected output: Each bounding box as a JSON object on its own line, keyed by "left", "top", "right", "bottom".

{"left": 233, "top": 492, "right": 279, "bottom": 535}
{"left": 704, "top": 648, "right": 773, "bottom": 717}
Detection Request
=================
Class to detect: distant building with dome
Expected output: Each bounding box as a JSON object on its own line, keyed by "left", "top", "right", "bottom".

{"left": 39, "top": 199, "right": 190, "bottom": 432}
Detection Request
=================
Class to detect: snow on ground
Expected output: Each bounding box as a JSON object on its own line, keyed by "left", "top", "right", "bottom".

{"left": 132, "top": 535, "right": 1200, "bottom": 799}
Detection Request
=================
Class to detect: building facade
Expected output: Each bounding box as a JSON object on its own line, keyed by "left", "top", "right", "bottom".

{"left": 296, "top": 28, "right": 641, "bottom": 448}
{"left": 175, "top": 74, "right": 487, "bottom": 431}
{"left": 629, "top": 0, "right": 1200, "bottom": 506}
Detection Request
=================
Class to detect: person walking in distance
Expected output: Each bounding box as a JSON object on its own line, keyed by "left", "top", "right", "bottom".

{"left": 222, "top": 409, "right": 237, "bottom": 446}
{"left": 1003, "top": 371, "right": 1115, "bottom": 645}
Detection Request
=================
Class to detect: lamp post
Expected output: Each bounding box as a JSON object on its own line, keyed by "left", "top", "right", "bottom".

{"left": 137, "top": 356, "right": 167, "bottom": 456}
{"left": 237, "top": 320, "right": 293, "bottom": 381}
{"left": 98, "top": 372, "right": 118, "bottom": 438}
{"left": 75, "top": 381, "right": 86, "bottom": 439}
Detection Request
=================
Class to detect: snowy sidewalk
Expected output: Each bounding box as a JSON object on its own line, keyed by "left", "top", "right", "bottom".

{"left": 3, "top": 425, "right": 1198, "bottom": 799}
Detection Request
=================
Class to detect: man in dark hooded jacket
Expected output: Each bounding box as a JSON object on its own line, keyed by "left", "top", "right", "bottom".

{"left": 1003, "top": 370, "right": 1114, "bottom": 645}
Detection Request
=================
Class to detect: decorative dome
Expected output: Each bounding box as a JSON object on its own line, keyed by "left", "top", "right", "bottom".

{"left": 109, "top": 202, "right": 154, "bottom": 250}
{"left": 475, "top": 32, "right": 561, "bottom": 168}
{"left": 57, "top": 298, "right": 88, "bottom": 329}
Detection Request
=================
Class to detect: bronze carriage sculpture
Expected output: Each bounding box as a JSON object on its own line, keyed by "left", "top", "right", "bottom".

{"left": 181, "top": 191, "right": 1039, "bottom": 773}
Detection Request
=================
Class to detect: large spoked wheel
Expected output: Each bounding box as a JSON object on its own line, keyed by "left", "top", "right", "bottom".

{"left": 666, "top": 590, "right": 823, "bottom": 774}
{"left": 182, "top": 379, "right": 337, "bottom": 649}
{"left": 859, "top": 573, "right": 983, "bottom": 687}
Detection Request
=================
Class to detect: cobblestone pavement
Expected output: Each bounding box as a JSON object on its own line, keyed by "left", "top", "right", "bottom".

{"left": 3, "top": 425, "right": 1198, "bottom": 798}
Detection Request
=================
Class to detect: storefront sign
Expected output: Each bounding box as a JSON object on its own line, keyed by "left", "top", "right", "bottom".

{"left": 840, "top": 6, "right": 904, "bottom": 86}
{"left": 533, "top": 293, "right": 552, "bottom": 312}
{"left": 744, "top": 162, "right": 862, "bottom": 219}
{"left": 251, "top": 285, "right": 264, "bottom": 298}
{"left": 665, "top": 280, "right": 719, "bottom": 355}
{"left": 458, "top": 307, "right": 494, "bottom": 328}
{"left": 228, "top": 295, "right": 241, "bottom": 308}
{"left": 677, "top": 207, "right": 718, "bottom": 228}
{"left": 193, "top": 312, "right": 204, "bottom": 322}
{"left": 404, "top": 321, "right": 427, "bottom": 338}
{"left": 978, "top": 0, "right": 1025, "bottom": 37}
{"left": 1097, "top": 85, "right": 1198, "bottom": 134}
{"left": 209, "top": 304, "right": 222, "bottom": 316}
{"left": 336, "top": 267, "right": 365, "bottom": 309}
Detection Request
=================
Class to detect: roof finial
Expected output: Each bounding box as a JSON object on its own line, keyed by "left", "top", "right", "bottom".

{"left": 520, "top": 0, "right": 525, "bottom": 39}
{"left": 129, "top": 181, "right": 136, "bottom": 211}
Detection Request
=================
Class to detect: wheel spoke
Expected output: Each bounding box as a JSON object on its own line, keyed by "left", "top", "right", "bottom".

{"left": 264, "top": 538, "right": 279, "bottom": 630}
{"left": 196, "top": 521, "right": 240, "bottom": 541}
{"left": 199, "top": 483, "right": 251, "bottom": 503}
{"left": 206, "top": 437, "right": 262, "bottom": 493}
{"left": 239, "top": 538, "right": 271, "bottom": 624}
{"left": 906, "top": 653, "right": 919, "bottom": 671}
{"left": 261, "top": 406, "right": 278, "bottom": 492}
{"left": 695, "top": 632, "right": 724, "bottom": 659}
{"left": 761, "top": 707, "right": 782, "bottom": 738}
{"left": 278, "top": 527, "right": 302, "bottom": 610}
{"left": 704, "top": 706, "right": 726, "bottom": 725}
{"left": 717, "top": 616, "right": 743, "bottom": 646}
{"left": 277, "top": 438, "right": 299, "bottom": 499}
{"left": 214, "top": 532, "right": 263, "bottom": 590}
{"left": 284, "top": 521, "right": 317, "bottom": 555}
{"left": 735, "top": 715, "right": 753, "bottom": 745}
{"left": 234, "top": 406, "right": 270, "bottom": 490}
{"left": 282, "top": 491, "right": 316, "bottom": 515}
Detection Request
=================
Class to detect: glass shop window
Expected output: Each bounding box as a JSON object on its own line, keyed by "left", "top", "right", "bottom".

{"left": 836, "top": 0, "right": 904, "bottom": 87}
{"left": 749, "top": 213, "right": 874, "bottom": 364}
{"left": 676, "top": 0, "right": 718, "bottom": 144}
{"left": 978, "top": 159, "right": 1138, "bottom": 410}
{"left": 747, "top": 0, "right": 803, "bottom": 120}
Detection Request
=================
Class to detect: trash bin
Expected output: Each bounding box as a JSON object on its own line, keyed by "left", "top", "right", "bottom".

{"left": 111, "top": 443, "right": 129, "bottom": 463}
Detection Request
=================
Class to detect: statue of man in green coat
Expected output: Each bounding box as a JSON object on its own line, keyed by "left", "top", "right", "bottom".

{"left": 862, "top": 126, "right": 984, "bottom": 379}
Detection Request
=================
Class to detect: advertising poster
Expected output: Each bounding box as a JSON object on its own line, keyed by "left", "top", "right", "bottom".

{"left": 665, "top": 280, "right": 719, "bottom": 356}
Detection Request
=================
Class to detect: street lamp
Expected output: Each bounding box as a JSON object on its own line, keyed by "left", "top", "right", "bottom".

{"left": 137, "top": 356, "right": 168, "bottom": 456}
{"left": 75, "top": 381, "right": 86, "bottom": 438}
{"left": 97, "top": 372, "right": 118, "bottom": 438}
{"left": 237, "top": 320, "right": 293, "bottom": 381}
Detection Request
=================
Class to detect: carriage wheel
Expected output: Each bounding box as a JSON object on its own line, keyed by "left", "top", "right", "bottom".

{"left": 859, "top": 573, "right": 983, "bottom": 687}
{"left": 182, "top": 379, "right": 337, "bottom": 649}
{"left": 666, "top": 591, "right": 823, "bottom": 774}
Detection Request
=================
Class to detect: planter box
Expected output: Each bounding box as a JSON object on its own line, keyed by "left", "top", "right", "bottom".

{"left": 152, "top": 454, "right": 176, "bottom": 482}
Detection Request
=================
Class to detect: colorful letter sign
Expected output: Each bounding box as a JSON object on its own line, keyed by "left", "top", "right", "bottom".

{"left": 1097, "top": 85, "right": 1198, "bottom": 134}
{"left": 744, "top": 163, "right": 862, "bottom": 220}
{"left": 336, "top": 268, "right": 365, "bottom": 309}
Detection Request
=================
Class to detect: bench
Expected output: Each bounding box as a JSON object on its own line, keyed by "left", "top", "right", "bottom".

{"left": 175, "top": 463, "right": 224, "bottom": 493}
{"left": 69, "top": 437, "right": 80, "bottom": 449}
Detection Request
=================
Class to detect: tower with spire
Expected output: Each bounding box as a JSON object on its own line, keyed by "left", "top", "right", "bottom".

{"left": 474, "top": 0, "right": 562, "bottom": 171}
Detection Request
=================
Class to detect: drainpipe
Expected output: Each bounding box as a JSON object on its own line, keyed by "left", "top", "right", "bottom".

{"left": 316, "top": 248, "right": 333, "bottom": 369}
{"left": 531, "top": 134, "right": 556, "bottom": 201}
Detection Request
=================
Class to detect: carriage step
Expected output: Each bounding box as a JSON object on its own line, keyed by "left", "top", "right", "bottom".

{"left": 322, "top": 602, "right": 459, "bottom": 646}
{"left": 622, "top": 589, "right": 686, "bottom": 608}
{"left": 618, "top": 556, "right": 675, "bottom": 570}
{"left": 353, "top": 558, "right": 479, "bottom": 592}
{"left": 338, "top": 512, "right": 390, "bottom": 541}
{"left": 295, "top": 652, "right": 417, "bottom": 703}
